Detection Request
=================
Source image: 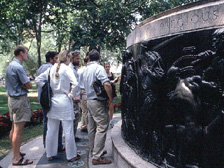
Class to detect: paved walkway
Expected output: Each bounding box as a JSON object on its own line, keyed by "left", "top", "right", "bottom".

{"left": 0, "top": 114, "right": 121, "bottom": 168}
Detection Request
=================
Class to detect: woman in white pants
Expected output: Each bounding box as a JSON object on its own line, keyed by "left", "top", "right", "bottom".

{"left": 35, "top": 50, "right": 81, "bottom": 162}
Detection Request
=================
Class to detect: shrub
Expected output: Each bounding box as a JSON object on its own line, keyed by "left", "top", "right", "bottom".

{"left": 113, "top": 102, "right": 121, "bottom": 112}
{"left": 117, "top": 102, "right": 122, "bottom": 110}
{"left": 0, "top": 109, "right": 43, "bottom": 137}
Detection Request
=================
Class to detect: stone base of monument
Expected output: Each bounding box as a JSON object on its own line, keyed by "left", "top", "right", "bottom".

{"left": 111, "top": 121, "right": 156, "bottom": 168}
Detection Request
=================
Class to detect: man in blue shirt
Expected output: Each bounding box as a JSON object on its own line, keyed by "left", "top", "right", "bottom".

{"left": 36, "top": 51, "right": 65, "bottom": 151}
{"left": 5, "top": 45, "right": 33, "bottom": 165}
{"left": 37, "top": 51, "right": 58, "bottom": 101}
{"left": 81, "top": 49, "right": 113, "bottom": 165}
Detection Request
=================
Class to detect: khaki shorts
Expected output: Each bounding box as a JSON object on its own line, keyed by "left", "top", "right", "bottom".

{"left": 8, "top": 95, "right": 31, "bottom": 123}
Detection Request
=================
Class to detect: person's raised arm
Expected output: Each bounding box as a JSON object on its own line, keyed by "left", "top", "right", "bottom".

{"left": 24, "top": 81, "right": 32, "bottom": 89}
{"left": 34, "top": 68, "right": 49, "bottom": 87}
{"left": 66, "top": 67, "right": 78, "bottom": 99}
{"left": 17, "top": 67, "right": 33, "bottom": 90}
{"left": 104, "top": 81, "right": 113, "bottom": 106}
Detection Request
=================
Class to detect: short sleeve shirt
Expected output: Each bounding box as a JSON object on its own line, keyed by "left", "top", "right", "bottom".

{"left": 82, "top": 61, "right": 109, "bottom": 100}
{"left": 5, "top": 58, "right": 30, "bottom": 97}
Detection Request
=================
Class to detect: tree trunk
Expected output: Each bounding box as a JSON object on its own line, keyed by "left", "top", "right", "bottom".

{"left": 36, "top": 13, "right": 42, "bottom": 68}
{"left": 37, "top": 34, "right": 41, "bottom": 68}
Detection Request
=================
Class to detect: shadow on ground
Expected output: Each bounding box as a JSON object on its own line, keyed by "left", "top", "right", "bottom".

{"left": 36, "top": 130, "right": 89, "bottom": 168}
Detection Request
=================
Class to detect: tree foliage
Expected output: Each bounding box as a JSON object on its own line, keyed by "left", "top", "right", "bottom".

{"left": 0, "top": 0, "right": 76, "bottom": 67}
{"left": 0, "top": 0, "right": 199, "bottom": 72}
{"left": 68, "top": 0, "right": 198, "bottom": 52}
{"left": 0, "top": 0, "right": 29, "bottom": 53}
{"left": 70, "top": 0, "right": 139, "bottom": 51}
{"left": 138, "top": 0, "right": 198, "bottom": 20}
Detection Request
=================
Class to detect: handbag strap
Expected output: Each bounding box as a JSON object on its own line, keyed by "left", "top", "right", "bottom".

{"left": 48, "top": 68, "right": 51, "bottom": 84}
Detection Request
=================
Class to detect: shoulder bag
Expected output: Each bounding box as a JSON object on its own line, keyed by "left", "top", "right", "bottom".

{"left": 92, "top": 79, "right": 108, "bottom": 101}
{"left": 40, "top": 69, "right": 52, "bottom": 112}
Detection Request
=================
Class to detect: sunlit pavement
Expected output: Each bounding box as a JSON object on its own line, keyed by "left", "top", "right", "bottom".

{"left": 0, "top": 114, "right": 121, "bottom": 168}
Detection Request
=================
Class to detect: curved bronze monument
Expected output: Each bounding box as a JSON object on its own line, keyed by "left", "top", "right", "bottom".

{"left": 120, "top": 1, "right": 224, "bottom": 167}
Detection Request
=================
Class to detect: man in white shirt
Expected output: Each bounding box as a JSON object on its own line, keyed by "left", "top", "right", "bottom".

{"left": 81, "top": 49, "right": 113, "bottom": 165}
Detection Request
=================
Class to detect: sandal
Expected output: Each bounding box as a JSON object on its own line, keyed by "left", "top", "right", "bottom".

{"left": 47, "top": 156, "right": 56, "bottom": 161}
{"left": 20, "top": 152, "right": 26, "bottom": 157}
{"left": 68, "top": 154, "right": 81, "bottom": 162}
{"left": 12, "top": 157, "right": 33, "bottom": 166}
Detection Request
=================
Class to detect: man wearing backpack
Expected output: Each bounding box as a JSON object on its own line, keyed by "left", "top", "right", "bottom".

{"left": 37, "top": 51, "right": 64, "bottom": 152}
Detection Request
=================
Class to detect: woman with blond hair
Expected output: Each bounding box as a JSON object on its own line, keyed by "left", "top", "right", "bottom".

{"left": 35, "top": 50, "right": 81, "bottom": 162}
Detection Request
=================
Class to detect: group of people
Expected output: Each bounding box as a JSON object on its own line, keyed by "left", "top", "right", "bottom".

{"left": 5, "top": 45, "right": 119, "bottom": 166}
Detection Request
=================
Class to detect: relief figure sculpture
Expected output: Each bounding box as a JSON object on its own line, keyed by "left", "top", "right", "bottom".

{"left": 120, "top": 49, "right": 138, "bottom": 144}
{"left": 121, "top": 27, "right": 224, "bottom": 167}
{"left": 137, "top": 47, "right": 165, "bottom": 163}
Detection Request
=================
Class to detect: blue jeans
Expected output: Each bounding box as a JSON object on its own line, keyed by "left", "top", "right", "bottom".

{"left": 42, "top": 108, "right": 63, "bottom": 149}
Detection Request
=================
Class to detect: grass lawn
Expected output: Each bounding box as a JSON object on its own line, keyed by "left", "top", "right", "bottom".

{"left": 0, "top": 83, "right": 41, "bottom": 115}
{"left": 0, "top": 86, "right": 9, "bottom": 115}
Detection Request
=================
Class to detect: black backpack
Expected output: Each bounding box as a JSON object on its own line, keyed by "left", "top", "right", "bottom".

{"left": 40, "top": 69, "right": 52, "bottom": 112}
